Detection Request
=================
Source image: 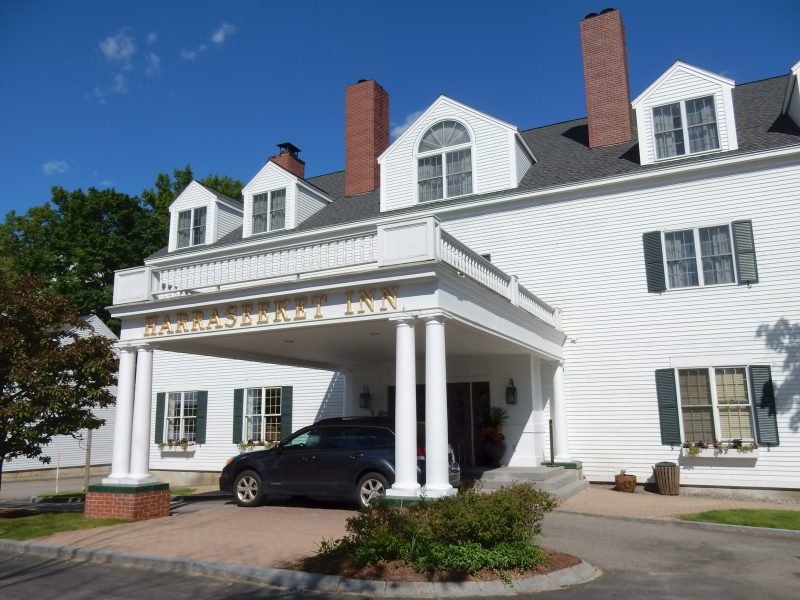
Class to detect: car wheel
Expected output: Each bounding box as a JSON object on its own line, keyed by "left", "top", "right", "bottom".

{"left": 356, "top": 472, "right": 388, "bottom": 508}
{"left": 234, "top": 470, "right": 264, "bottom": 507}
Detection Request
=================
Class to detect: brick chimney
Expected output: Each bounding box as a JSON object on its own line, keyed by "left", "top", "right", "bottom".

{"left": 269, "top": 142, "right": 305, "bottom": 179}
{"left": 580, "top": 8, "right": 633, "bottom": 148}
{"left": 345, "top": 79, "right": 389, "bottom": 196}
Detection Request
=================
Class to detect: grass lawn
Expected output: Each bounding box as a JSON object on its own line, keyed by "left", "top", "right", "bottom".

{"left": 0, "top": 509, "right": 130, "bottom": 540}
{"left": 679, "top": 509, "right": 800, "bottom": 530}
{"left": 39, "top": 491, "right": 85, "bottom": 499}
{"left": 169, "top": 487, "right": 196, "bottom": 496}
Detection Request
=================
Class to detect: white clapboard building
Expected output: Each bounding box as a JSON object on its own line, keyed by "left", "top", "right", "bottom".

{"left": 106, "top": 9, "right": 799, "bottom": 494}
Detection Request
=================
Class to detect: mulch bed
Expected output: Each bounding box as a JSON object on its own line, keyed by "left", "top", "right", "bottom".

{"left": 293, "top": 548, "right": 581, "bottom": 582}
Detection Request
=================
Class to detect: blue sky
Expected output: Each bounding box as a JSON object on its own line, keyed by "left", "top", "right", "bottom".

{"left": 1, "top": 0, "right": 798, "bottom": 217}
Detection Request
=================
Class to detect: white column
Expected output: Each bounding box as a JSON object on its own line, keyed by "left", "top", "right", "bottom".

{"left": 103, "top": 346, "right": 137, "bottom": 483}
{"left": 126, "top": 345, "right": 158, "bottom": 484}
{"left": 423, "top": 315, "right": 455, "bottom": 497}
{"left": 552, "top": 362, "right": 572, "bottom": 463}
{"left": 532, "top": 357, "right": 548, "bottom": 465}
{"left": 387, "top": 318, "right": 421, "bottom": 498}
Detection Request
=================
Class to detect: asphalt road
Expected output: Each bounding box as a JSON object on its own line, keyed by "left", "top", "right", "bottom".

{"left": 0, "top": 512, "right": 797, "bottom": 599}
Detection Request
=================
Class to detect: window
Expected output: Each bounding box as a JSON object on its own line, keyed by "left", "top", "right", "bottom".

{"left": 655, "top": 365, "right": 778, "bottom": 447}
{"left": 652, "top": 95, "right": 719, "bottom": 159}
{"left": 166, "top": 391, "right": 199, "bottom": 442}
{"left": 245, "top": 387, "right": 282, "bottom": 442}
{"left": 678, "top": 367, "right": 753, "bottom": 443}
{"left": 417, "top": 121, "right": 472, "bottom": 202}
{"left": 252, "top": 189, "right": 286, "bottom": 234}
{"left": 664, "top": 225, "right": 735, "bottom": 288}
{"left": 644, "top": 220, "right": 758, "bottom": 293}
{"left": 177, "top": 207, "right": 207, "bottom": 248}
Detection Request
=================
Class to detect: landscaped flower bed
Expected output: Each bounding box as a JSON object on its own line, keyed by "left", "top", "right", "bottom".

{"left": 298, "top": 483, "right": 563, "bottom": 582}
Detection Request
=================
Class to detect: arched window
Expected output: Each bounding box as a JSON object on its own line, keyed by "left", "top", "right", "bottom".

{"left": 417, "top": 121, "right": 472, "bottom": 202}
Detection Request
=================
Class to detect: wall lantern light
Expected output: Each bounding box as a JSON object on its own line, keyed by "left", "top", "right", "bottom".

{"left": 505, "top": 379, "right": 517, "bottom": 405}
{"left": 359, "top": 385, "right": 372, "bottom": 409}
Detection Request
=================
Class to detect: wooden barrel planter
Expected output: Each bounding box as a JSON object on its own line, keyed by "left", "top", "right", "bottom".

{"left": 614, "top": 473, "right": 637, "bottom": 493}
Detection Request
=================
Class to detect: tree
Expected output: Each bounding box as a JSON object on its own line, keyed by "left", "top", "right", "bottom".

{"left": 0, "top": 270, "right": 117, "bottom": 492}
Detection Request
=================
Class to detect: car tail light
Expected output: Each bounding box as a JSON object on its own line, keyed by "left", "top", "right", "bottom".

{"left": 417, "top": 448, "right": 425, "bottom": 458}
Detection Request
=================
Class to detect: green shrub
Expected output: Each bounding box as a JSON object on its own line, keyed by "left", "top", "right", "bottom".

{"left": 318, "top": 482, "right": 556, "bottom": 574}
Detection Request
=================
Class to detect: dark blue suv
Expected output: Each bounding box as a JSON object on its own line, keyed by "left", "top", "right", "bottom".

{"left": 219, "top": 416, "right": 460, "bottom": 508}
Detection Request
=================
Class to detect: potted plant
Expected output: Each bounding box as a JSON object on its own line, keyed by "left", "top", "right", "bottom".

{"left": 614, "top": 469, "right": 636, "bottom": 492}
{"left": 478, "top": 406, "right": 509, "bottom": 467}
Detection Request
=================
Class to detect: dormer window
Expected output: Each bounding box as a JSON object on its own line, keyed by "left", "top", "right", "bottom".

{"left": 252, "top": 189, "right": 286, "bottom": 234}
{"left": 417, "top": 120, "right": 473, "bottom": 202}
{"left": 177, "top": 207, "right": 206, "bottom": 248}
{"left": 653, "top": 95, "right": 719, "bottom": 159}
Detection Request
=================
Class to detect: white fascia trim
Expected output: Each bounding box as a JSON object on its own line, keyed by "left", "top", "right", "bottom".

{"left": 297, "top": 180, "right": 333, "bottom": 203}
{"left": 168, "top": 181, "right": 220, "bottom": 212}
{"left": 378, "top": 95, "right": 519, "bottom": 163}
{"left": 242, "top": 160, "right": 299, "bottom": 194}
{"left": 780, "top": 61, "right": 800, "bottom": 114}
{"left": 632, "top": 61, "right": 735, "bottom": 108}
{"left": 147, "top": 144, "right": 800, "bottom": 268}
{"left": 515, "top": 132, "right": 537, "bottom": 163}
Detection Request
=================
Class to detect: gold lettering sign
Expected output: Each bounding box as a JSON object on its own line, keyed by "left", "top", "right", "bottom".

{"left": 142, "top": 286, "right": 400, "bottom": 337}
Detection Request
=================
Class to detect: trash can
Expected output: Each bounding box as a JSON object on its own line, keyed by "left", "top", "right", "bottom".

{"left": 653, "top": 461, "right": 680, "bottom": 495}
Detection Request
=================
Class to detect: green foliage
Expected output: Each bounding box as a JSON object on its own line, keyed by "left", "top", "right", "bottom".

{"left": 680, "top": 509, "right": 800, "bottom": 530}
{"left": 0, "top": 509, "right": 129, "bottom": 540}
{"left": 1, "top": 165, "right": 242, "bottom": 333}
{"left": 319, "top": 483, "right": 556, "bottom": 574}
{"left": 0, "top": 271, "right": 117, "bottom": 491}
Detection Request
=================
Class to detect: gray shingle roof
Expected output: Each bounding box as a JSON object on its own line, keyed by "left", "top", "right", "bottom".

{"left": 147, "top": 75, "right": 799, "bottom": 261}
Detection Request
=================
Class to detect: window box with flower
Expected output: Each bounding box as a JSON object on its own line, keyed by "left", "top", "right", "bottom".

{"left": 157, "top": 438, "right": 198, "bottom": 453}
{"left": 681, "top": 439, "right": 759, "bottom": 459}
{"left": 238, "top": 439, "right": 276, "bottom": 452}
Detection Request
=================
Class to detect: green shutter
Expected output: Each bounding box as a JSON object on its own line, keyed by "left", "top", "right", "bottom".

{"left": 749, "top": 365, "right": 779, "bottom": 446}
{"left": 195, "top": 391, "right": 208, "bottom": 444}
{"left": 732, "top": 220, "right": 758, "bottom": 285}
{"left": 643, "top": 231, "right": 666, "bottom": 293}
{"left": 280, "top": 386, "right": 293, "bottom": 441}
{"left": 154, "top": 393, "right": 166, "bottom": 443}
{"left": 655, "top": 369, "right": 681, "bottom": 445}
{"left": 232, "top": 389, "right": 244, "bottom": 443}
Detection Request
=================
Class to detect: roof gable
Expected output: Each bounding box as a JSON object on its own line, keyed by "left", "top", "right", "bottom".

{"left": 633, "top": 61, "right": 735, "bottom": 108}
{"left": 242, "top": 160, "right": 299, "bottom": 194}
{"left": 169, "top": 180, "right": 223, "bottom": 212}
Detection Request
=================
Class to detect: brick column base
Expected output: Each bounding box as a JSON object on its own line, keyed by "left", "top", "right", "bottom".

{"left": 86, "top": 483, "right": 170, "bottom": 520}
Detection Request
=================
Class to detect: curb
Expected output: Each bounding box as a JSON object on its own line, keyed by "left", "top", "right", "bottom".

{"left": 556, "top": 510, "right": 800, "bottom": 538}
{"left": 0, "top": 539, "right": 599, "bottom": 597}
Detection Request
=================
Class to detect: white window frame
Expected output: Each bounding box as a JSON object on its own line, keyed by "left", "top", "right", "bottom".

{"left": 652, "top": 94, "right": 720, "bottom": 161}
{"left": 176, "top": 207, "right": 207, "bottom": 249}
{"left": 675, "top": 366, "right": 756, "bottom": 443}
{"left": 416, "top": 121, "right": 474, "bottom": 203}
{"left": 164, "top": 391, "right": 199, "bottom": 442}
{"left": 251, "top": 189, "right": 286, "bottom": 235}
{"left": 661, "top": 223, "right": 737, "bottom": 289}
{"left": 244, "top": 387, "right": 282, "bottom": 443}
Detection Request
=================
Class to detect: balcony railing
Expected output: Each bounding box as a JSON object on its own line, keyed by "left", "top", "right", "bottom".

{"left": 113, "top": 217, "right": 560, "bottom": 329}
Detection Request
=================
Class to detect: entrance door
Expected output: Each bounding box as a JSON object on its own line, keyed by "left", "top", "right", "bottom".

{"left": 387, "top": 381, "right": 491, "bottom": 466}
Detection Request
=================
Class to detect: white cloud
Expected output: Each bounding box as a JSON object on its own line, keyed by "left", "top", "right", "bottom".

{"left": 180, "top": 49, "right": 198, "bottom": 61}
{"left": 146, "top": 32, "right": 157, "bottom": 44}
{"left": 391, "top": 110, "right": 424, "bottom": 139}
{"left": 112, "top": 73, "right": 129, "bottom": 94}
{"left": 211, "top": 22, "right": 236, "bottom": 45}
{"left": 145, "top": 51, "right": 161, "bottom": 74}
{"left": 99, "top": 30, "right": 136, "bottom": 64}
{"left": 43, "top": 160, "right": 69, "bottom": 175}
{"left": 100, "top": 180, "right": 113, "bottom": 187}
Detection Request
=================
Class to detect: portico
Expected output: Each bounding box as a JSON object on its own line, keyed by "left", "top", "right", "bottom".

{"left": 89, "top": 216, "right": 569, "bottom": 515}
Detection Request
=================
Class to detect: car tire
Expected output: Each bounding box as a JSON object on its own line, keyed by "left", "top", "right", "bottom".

{"left": 234, "top": 470, "right": 264, "bottom": 507}
{"left": 355, "top": 472, "right": 389, "bottom": 508}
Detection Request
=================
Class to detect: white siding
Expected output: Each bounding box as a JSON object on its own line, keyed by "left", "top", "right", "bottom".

{"left": 296, "top": 185, "right": 329, "bottom": 226}
{"left": 6, "top": 404, "right": 116, "bottom": 472}
{"left": 216, "top": 202, "right": 242, "bottom": 240}
{"left": 634, "top": 65, "right": 736, "bottom": 165}
{"left": 515, "top": 137, "right": 533, "bottom": 185}
{"left": 149, "top": 350, "right": 344, "bottom": 473}
{"left": 442, "top": 159, "right": 800, "bottom": 488}
{"left": 242, "top": 164, "right": 296, "bottom": 238}
{"left": 381, "top": 99, "right": 517, "bottom": 212}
